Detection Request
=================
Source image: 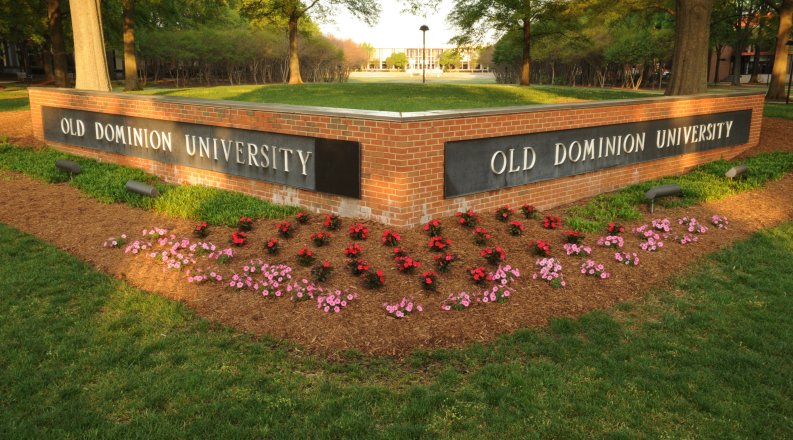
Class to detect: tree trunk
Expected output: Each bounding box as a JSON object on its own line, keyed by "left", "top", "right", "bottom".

{"left": 520, "top": 16, "right": 531, "bottom": 86}
{"left": 732, "top": 43, "right": 744, "bottom": 85}
{"left": 713, "top": 44, "right": 723, "bottom": 84}
{"left": 43, "top": 42, "right": 54, "bottom": 81}
{"left": 666, "top": 0, "right": 713, "bottom": 95}
{"left": 287, "top": 16, "right": 303, "bottom": 84}
{"left": 749, "top": 45, "right": 762, "bottom": 83}
{"left": 767, "top": 0, "right": 793, "bottom": 100}
{"left": 123, "top": 0, "right": 141, "bottom": 91}
{"left": 48, "top": 0, "right": 68, "bottom": 87}
{"left": 69, "top": 0, "right": 111, "bottom": 91}
{"left": 706, "top": 46, "right": 712, "bottom": 82}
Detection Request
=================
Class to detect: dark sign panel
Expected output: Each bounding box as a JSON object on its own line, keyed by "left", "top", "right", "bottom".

{"left": 42, "top": 106, "right": 361, "bottom": 198}
{"left": 444, "top": 110, "right": 752, "bottom": 197}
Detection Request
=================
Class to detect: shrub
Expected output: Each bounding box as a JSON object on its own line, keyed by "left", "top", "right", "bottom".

{"left": 311, "top": 261, "right": 333, "bottom": 282}
{"left": 317, "top": 290, "right": 358, "bottom": 313}
{"left": 381, "top": 230, "right": 401, "bottom": 246}
{"left": 615, "top": 251, "right": 640, "bottom": 266}
{"left": 265, "top": 238, "right": 280, "bottom": 255}
{"left": 521, "top": 204, "right": 538, "bottom": 219}
{"left": 495, "top": 205, "right": 514, "bottom": 222}
{"left": 276, "top": 221, "right": 293, "bottom": 238}
{"left": 394, "top": 255, "right": 422, "bottom": 273}
{"left": 311, "top": 231, "right": 332, "bottom": 247}
{"left": 528, "top": 239, "right": 551, "bottom": 257}
{"left": 384, "top": 297, "right": 423, "bottom": 318}
{"left": 441, "top": 292, "right": 473, "bottom": 311}
{"left": 238, "top": 217, "right": 254, "bottom": 231}
{"left": 296, "top": 247, "right": 316, "bottom": 266}
{"left": 533, "top": 258, "right": 565, "bottom": 288}
{"left": 607, "top": 222, "right": 626, "bottom": 235}
{"left": 349, "top": 223, "right": 369, "bottom": 240}
{"left": 541, "top": 215, "right": 562, "bottom": 229}
{"left": 324, "top": 214, "right": 342, "bottom": 230}
{"left": 423, "top": 219, "right": 442, "bottom": 236}
{"left": 580, "top": 260, "right": 610, "bottom": 279}
{"left": 508, "top": 221, "right": 524, "bottom": 236}
{"left": 481, "top": 246, "right": 506, "bottom": 265}
{"left": 596, "top": 235, "right": 624, "bottom": 248}
{"left": 469, "top": 266, "right": 489, "bottom": 285}
{"left": 343, "top": 243, "right": 363, "bottom": 259}
{"left": 710, "top": 214, "right": 729, "bottom": 229}
{"left": 231, "top": 231, "right": 247, "bottom": 246}
{"left": 455, "top": 209, "right": 480, "bottom": 227}
{"left": 193, "top": 222, "right": 209, "bottom": 238}
{"left": 472, "top": 227, "right": 491, "bottom": 245}
{"left": 420, "top": 271, "right": 438, "bottom": 290}
{"left": 563, "top": 230, "right": 585, "bottom": 244}
{"left": 295, "top": 211, "right": 310, "bottom": 224}
{"left": 563, "top": 243, "right": 591, "bottom": 256}
{"left": 433, "top": 253, "right": 456, "bottom": 272}
{"left": 428, "top": 236, "right": 452, "bottom": 252}
{"left": 348, "top": 259, "right": 370, "bottom": 276}
{"left": 362, "top": 269, "right": 385, "bottom": 289}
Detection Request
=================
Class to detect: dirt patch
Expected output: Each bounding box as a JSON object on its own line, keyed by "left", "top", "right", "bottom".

{"left": 0, "top": 113, "right": 792, "bottom": 357}
{"left": 0, "top": 110, "right": 44, "bottom": 148}
{"left": 740, "top": 117, "right": 793, "bottom": 157}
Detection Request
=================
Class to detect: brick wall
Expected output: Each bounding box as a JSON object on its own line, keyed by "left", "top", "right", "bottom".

{"left": 28, "top": 88, "right": 764, "bottom": 226}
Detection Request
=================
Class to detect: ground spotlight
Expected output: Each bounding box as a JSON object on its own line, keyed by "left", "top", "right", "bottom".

{"left": 55, "top": 159, "right": 81, "bottom": 176}
{"left": 645, "top": 184, "right": 682, "bottom": 213}
{"left": 125, "top": 180, "right": 159, "bottom": 198}
{"left": 725, "top": 165, "right": 747, "bottom": 179}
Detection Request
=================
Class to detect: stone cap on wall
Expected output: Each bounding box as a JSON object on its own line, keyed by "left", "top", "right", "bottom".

{"left": 29, "top": 87, "right": 766, "bottom": 123}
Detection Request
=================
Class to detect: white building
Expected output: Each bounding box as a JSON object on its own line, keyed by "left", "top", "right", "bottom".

{"left": 368, "top": 47, "right": 488, "bottom": 72}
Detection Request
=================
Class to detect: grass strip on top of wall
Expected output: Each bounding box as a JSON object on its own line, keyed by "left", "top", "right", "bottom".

{"left": 0, "top": 87, "right": 30, "bottom": 112}
{"left": 1, "top": 221, "right": 792, "bottom": 438}
{"left": 565, "top": 151, "right": 793, "bottom": 232}
{"left": 0, "top": 143, "right": 298, "bottom": 225}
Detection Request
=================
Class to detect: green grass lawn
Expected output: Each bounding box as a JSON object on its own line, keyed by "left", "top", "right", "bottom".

{"left": 135, "top": 83, "right": 660, "bottom": 112}
{"left": 0, "top": 87, "right": 30, "bottom": 112}
{"left": 1, "top": 221, "right": 792, "bottom": 438}
{"left": 0, "top": 144, "right": 298, "bottom": 225}
{"left": 764, "top": 103, "right": 793, "bottom": 120}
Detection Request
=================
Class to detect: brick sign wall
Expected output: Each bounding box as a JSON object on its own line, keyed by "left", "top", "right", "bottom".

{"left": 28, "top": 88, "right": 764, "bottom": 226}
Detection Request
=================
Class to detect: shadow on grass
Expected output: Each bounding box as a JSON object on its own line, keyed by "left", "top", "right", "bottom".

{"left": 0, "top": 97, "right": 30, "bottom": 112}
{"left": 1, "top": 220, "right": 792, "bottom": 438}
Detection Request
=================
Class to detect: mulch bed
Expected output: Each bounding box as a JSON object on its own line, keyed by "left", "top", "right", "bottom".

{"left": 1, "top": 110, "right": 792, "bottom": 357}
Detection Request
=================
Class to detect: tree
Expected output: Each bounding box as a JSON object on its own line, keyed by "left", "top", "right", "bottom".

{"left": 439, "top": 49, "right": 462, "bottom": 70}
{"left": 666, "top": 0, "right": 714, "bottom": 95}
{"left": 449, "top": 0, "right": 560, "bottom": 86}
{"left": 122, "top": 0, "right": 141, "bottom": 90}
{"left": 239, "top": 0, "right": 379, "bottom": 84}
{"left": 766, "top": 0, "right": 793, "bottom": 99}
{"left": 69, "top": 0, "right": 111, "bottom": 91}
{"left": 385, "top": 52, "right": 407, "bottom": 70}
{"left": 47, "top": 0, "right": 69, "bottom": 87}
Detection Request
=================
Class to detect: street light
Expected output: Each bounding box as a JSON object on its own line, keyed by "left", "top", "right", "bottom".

{"left": 786, "top": 40, "right": 793, "bottom": 105}
{"left": 420, "top": 25, "right": 429, "bottom": 83}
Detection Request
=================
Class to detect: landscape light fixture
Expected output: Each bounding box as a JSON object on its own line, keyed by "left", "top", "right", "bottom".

{"left": 644, "top": 184, "right": 682, "bottom": 213}
{"left": 725, "top": 165, "right": 748, "bottom": 180}
{"left": 55, "top": 159, "right": 81, "bottom": 177}
{"left": 420, "top": 25, "right": 429, "bottom": 84}
{"left": 125, "top": 180, "right": 159, "bottom": 198}
{"left": 786, "top": 40, "right": 793, "bottom": 105}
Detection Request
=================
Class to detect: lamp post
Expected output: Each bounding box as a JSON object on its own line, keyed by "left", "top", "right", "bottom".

{"left": 420, "top": 25, "right": 429, "bottom": 83}
{"left": 786, "top": 40, "right": 793, "bottom": 105}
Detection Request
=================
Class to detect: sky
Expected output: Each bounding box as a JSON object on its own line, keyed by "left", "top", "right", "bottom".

{"left": 318, "top": 0, "right": 459, "bottom": 49}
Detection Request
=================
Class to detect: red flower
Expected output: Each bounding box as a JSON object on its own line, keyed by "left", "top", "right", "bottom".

{"left": 231, "top": 231, "right": 247, "bottom": 246}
